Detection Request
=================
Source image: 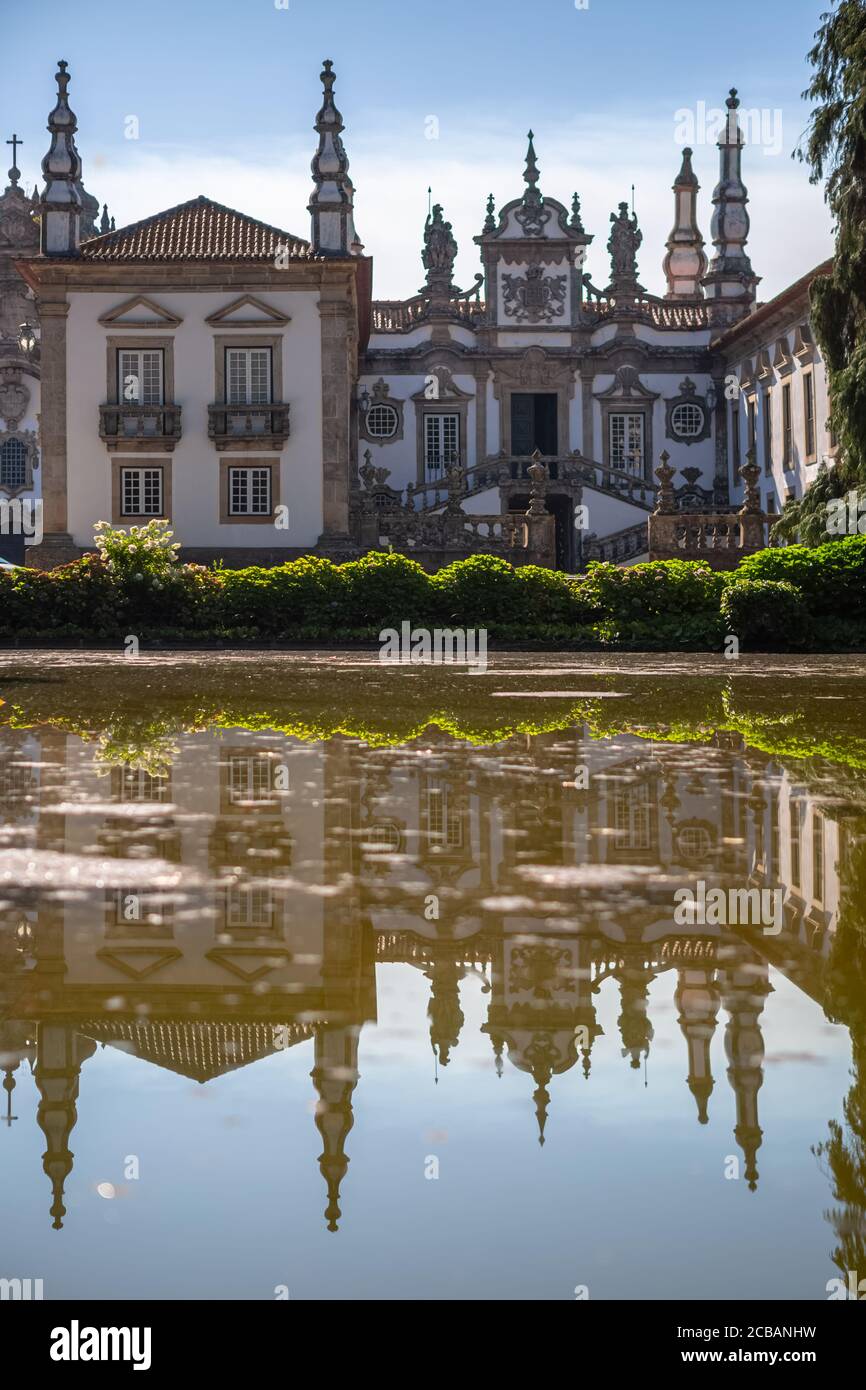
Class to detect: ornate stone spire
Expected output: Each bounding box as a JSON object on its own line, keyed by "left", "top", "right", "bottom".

{"left": 515, "top": 130, "right": 550, "bottom": 236}
{"left": 606, "top": 200, "right": 644, "bottom": 295}
{"left": 308, "top": 58, "right": 361, "bottom": 256}
{"left": 483, "top": 191, "right": 496, "bottom": 233}
{"left": 663, "top": 147, "right": 707, "bottom": 299}
{"left": 39, "top": 60, "right": 83, "bottom": 256}
{"left": 100, "top": 202, "right": 110, "bottom": 234}
{"left": 702, "top": 89, "right": 760, "bottom": 315}
{"left": 421, "top": 203, "right": 457, "bottom": 301}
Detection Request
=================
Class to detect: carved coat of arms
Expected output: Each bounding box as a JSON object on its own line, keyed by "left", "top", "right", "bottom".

{"left": 0, "top": 370, "right": 29, "bottom": 429}
{"left": 501, "top": 265, "right": 567, "bottom": 324}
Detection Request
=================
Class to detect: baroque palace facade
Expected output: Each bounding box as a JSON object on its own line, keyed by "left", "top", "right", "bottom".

{"left": 1, "top": 60, "right": 834, "bottom": 569}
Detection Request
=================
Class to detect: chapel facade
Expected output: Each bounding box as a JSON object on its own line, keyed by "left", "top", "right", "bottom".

{"left": 2, "top": 60, "right": 835, "bottom": 570}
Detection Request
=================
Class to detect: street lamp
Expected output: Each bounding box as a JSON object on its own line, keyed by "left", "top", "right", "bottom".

{"left": 17, "top": 322, "right": 38, "bottom": 358}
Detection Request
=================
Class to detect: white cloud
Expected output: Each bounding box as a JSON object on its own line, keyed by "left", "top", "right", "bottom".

{"left": 90, "top": 109, "right": 833, "bottom": 304}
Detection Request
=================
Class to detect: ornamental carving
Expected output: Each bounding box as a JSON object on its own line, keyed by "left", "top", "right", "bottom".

{"left": 0, "top": 367, "right": 30, "bottom": 428}
{"left": 508, "top": 944, "right": 575, "bottom": 1000}
{"left": 502, "top": 265, "right": 567, "bottom": 324}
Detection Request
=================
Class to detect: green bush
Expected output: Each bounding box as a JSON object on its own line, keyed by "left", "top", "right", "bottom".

{"left": 737, "top": 535, "right": 866, "bottom": 617}
{"left": 720, "top": 579, "right": 810, "bottom": 650}
{"left": 432, "top": 554, "right": 520, "bottom": 626}
{"left": 576, "top": 559, "right": 729, "bottom": 647}
{"left": 219, "top": 556, "right": 343, "bottom": 635}
{"left": 340, "top": 550, "right": 433, "bottom": 630}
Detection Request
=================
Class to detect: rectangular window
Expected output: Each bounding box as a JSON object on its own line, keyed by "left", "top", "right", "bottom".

{"left": 118, "top": 349, "right": 163, "bottom": 406}
{"left": 609, "top": 413, "right": 644, "bottom": 473}
{"left": 228, "top": 466, "right": 271, "bottom": 516}
{"left": 121, "top": 467, "right": 163, "bottom": 517}
{"left": 229, "top": 754, "right": 276, "bottom": 805}
{"left": 225, "top": 348, "right": 272, "bottom": 405}
{"left": 226, "top": 885, "right": 273, "bottom": 929}
{"left": 424, "top": 413, "right": 459, "bottom": 474}
{"left": 803, "top": 371, "right": 816, "bottom": 459}
{"left": 611, "top": 784, "right": 651, "bottom": 850}
{"left": 782, "top": 383, "right": 793, "bottom": 466}
{"left": 747, "top": 396, "right": 757, "bottom": 458}
{"left": 732, "top": 401, "right": 741, "bottom": 471}
{"left": 762, "top": 388, "right": 772, "bottom": 474}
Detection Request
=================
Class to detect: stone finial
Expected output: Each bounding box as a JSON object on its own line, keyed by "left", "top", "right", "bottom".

{"left": 663, "top": 147, "right": 707, "bottom": 300}
{"left": 483, "top": 191, "right": 496, "bottom": 233}
{"left": 654, "top": 451, "right": 677, "bottom": 513}
{"left": 5, "top": 133, "right": 22, "bottom": 189}
{"left": 100, "top": 202, "right": 110, "bottom": 234}
{"left": 515, "top": 131, "right": 550, "bottom": 236}
{"left": 309, "top": 58, "right": 361, "bottom": 256}
{"left": 569, "top": 191, "right": 584, "bottom": 232}
{"left": 39, "top": 59, "right": 83, "bottom": 255}
{"left": 702, "top": 86, "right": 759, "bottom": 311}
{"left": 526, "top": 449, "right": 549, "bottom": 516}
{"left": 738, "top": 449, "right": 762, "bottom": 512}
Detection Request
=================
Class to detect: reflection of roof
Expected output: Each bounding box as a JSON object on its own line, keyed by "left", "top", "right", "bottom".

{"left": 78, "top": 1018, "right": 315, "bottom": 1082}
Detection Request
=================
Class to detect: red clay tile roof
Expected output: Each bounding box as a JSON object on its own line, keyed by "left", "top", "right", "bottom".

{"left": 79, "top": 195, "right": 314, "bottom": 262}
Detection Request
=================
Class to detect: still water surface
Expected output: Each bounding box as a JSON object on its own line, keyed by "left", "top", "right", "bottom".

{"left": 1, "top": 652, "right": 865, "bottom": 1300}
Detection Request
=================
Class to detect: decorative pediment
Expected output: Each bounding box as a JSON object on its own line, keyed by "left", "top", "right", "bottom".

{"left": 594, "top": 365, "right": 659, "bottom": 401}
{"left": 95, "top": 947, "right": 182, "bottom": 980}
{"left": 494, "top": 346, "right": 576, "bottom": 394}
{"left": 205, "top": 295, "right": 291, "bottom": 327}
{"left": 410, "top": 365, "right": 473, "bottom": 401}
{"left": 98, "top": 296, "right": 183, "bottom": 329}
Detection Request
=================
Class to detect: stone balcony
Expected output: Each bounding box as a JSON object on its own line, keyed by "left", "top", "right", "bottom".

{"left": 207, "top": 403, "right": 290, "bottom": 451}
{"left": 98, "top": 403, "right": 182, "bottom": 452}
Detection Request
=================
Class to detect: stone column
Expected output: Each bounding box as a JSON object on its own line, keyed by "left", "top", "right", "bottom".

{"left": 27, "top": 293, "right": 78, "bottom": 569}
{"left": 317, "top": 279, "right": 356, "bottom": 550}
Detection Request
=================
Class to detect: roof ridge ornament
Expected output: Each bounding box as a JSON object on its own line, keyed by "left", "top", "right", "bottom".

{"left": 309, "top": 58, "right": 362, "bottom": 256}
{"left": 39, "top": 59, "right": 83, "bottom": 256}
{"left": 514, "top": 130, "right": 551, "bottom": 237}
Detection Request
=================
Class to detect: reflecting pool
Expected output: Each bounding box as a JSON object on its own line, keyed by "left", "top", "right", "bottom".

{"left": 1, "top": 652, "right": 865, "bottom": 1300}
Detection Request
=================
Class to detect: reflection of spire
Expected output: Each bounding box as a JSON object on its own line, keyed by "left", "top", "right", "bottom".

{"left": 425, "top": 956, "right": 465, "bottom": 1067}
{"left": 616, "top": 960, "right": 655, "bottom": 1069}
{"left": 676, "top": 964, "right": 721, "bottom": 1124}
{"left": 533, "top": 1078, "right": 550, "bottom": 1147}
{"left": 2, "top": 1066, "right": 17, "bottom": 1126}
{"left": 524, "top": 1034, "right": 558, "bottom": 1147}
{"left": 310, "top": 1024, "right": 359, "bottom": 1232}
{"left": 34, "top": 1025, "right": 95, "bottom": 1229}
{"left": 720, "top": 957, "right": 771, "bottom": 1191}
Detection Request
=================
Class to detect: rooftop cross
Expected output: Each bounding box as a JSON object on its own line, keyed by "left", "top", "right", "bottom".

{"left": 6, "top": 132, "right": 22, "bottom": 186}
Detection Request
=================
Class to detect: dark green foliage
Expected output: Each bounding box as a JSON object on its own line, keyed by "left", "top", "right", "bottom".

{"left": 1, "top": 537, "right": 866, "bottom": 649}
{"left": 721, "top": 579, "right": 809, "bottom": 649}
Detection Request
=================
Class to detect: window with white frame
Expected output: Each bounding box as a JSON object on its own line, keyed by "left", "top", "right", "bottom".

{"left": 121, "top": 466, "right": 163, "bottom": 517}
{"left": 229, "top": 753, "right": 275, "bottom": 804}
{"left": 424, "top": 413, "right": 459, "bottom": 474}
{"left": 229, "top": 466, "right": 271, "bottom": 516}
{"left": 225, "top": 884, "right": 273, "bottom": 929}
{"left": 609, "top": 412, "right": 645, "bottom": 473}
{"left": 118, "top": 349, "right": 163, "bottom": 406}
{"left": 226, "top": 348, "right": 272, "bottom": 405}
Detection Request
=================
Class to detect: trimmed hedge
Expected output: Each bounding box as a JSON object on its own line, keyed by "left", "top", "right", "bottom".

{"left": 2, "top": 535, "right": 866, "bottom": 649}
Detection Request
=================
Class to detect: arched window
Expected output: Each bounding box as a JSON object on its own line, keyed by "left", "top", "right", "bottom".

{"left": 0, "top": 438, "right": 27, "bottom": 489}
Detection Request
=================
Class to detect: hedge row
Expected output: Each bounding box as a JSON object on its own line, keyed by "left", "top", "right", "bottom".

{"left": 1, "top": 535, "right": 865, "bottom": 649}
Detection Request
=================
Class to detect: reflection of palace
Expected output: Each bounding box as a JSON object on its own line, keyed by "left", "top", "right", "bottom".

{"left": 0, "top": 726, "right": 848, "bottom": 1229}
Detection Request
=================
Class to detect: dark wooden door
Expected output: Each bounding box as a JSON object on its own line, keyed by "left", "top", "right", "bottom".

{"left": 510, "top": 393, "right": 558, "bottom": 455}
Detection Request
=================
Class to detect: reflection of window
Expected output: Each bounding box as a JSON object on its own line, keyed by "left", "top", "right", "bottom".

{"left": 812, "top": 811, "right": 824, "bottom": 903}
{"left": 612, "top": 785, "right": 651, "bottom": 850}
{"left": 609, "top": 413, "right": 644, "bottom": 473}
{"left": 229, "top": 754, "right": 275, "bottom": 805}
{"left": 676, "top": 824, "right": 712, "bottom": 863}
{"left": 426, "top": 784, "right": 464, "bottom": 850}
{"left": 113, "top": 766, "right": 169, "bottom": 802}
{"left": 109, "top": 888, "right": 173, "bottom": 936}
{"left": 790, "top": 802, "right": 801, "bottom": 887}
{"left": 366, "top": 404, "right": 399, "bottom": 438}
{"left": 364, "top": 821, "right": 402, "bottom": 853}
{"left": 226, "top": 885, "right": 273, "bottom": 928}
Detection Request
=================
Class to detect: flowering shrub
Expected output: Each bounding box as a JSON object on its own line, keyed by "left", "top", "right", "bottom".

{"left": 93, "top": 519, "right": 181, "bottom": 580}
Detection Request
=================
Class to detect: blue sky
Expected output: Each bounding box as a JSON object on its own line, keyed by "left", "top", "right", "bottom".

{"left": 5, "top": 0, "right": 835, "bottom": 299}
